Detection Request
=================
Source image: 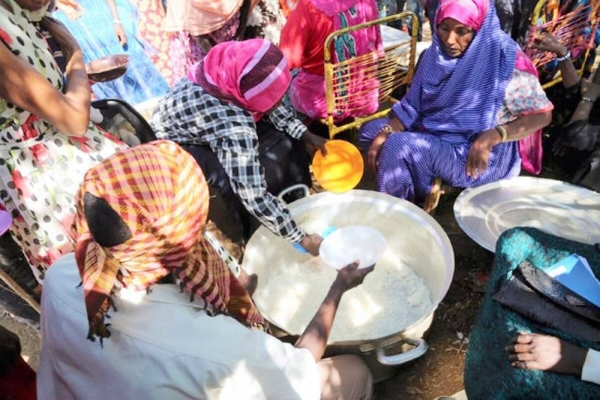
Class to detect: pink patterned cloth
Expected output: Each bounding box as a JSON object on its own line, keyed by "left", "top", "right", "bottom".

{"left": 288, "top": 0, "right": 382, "bottom": 120}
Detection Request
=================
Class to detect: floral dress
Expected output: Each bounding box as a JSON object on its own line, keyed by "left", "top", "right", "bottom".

{"left": 0, "top": 0, "right": 127, "bottom": 283}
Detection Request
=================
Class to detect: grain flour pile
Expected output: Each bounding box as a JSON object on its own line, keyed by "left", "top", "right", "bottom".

{"left": 253, "top": 250, "right": 432, "bottom": 342}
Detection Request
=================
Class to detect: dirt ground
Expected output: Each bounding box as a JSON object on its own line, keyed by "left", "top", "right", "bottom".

{"left": 373, "top": 193, "right": 493, "bottom": 399}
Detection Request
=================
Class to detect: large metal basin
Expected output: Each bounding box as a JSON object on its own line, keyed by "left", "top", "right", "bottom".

{"left": 242, "top": 189, "right": 454, "bottom": 377}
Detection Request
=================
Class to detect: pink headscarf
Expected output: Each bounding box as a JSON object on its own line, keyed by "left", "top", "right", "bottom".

{"left": 188, "top": 39, "right": 291, "bottom": 120}
{"left": 435, "top": 0, "right": 488, "bottom": 31}
{"left": 433, "top": 0, "right": 542, "bottom": 173}
{"left": 434, "top": 0, "right": 537, "bottom": 76}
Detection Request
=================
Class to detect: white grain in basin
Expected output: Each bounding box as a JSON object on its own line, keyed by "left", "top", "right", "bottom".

{"left": 253, "top": 250, "right": 432, "bottom": 343}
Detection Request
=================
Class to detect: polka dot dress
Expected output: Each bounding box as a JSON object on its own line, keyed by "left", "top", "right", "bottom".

{"left": 0, "top": 1, "right": 127, "bottom": 283}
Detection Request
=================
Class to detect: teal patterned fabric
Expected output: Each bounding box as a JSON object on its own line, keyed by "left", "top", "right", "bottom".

{"left": 465, "top": 227, "right": 600, "bottom": 399}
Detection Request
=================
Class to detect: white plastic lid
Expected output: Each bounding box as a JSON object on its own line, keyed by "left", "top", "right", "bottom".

{"left": 319, "top": 226, "right": 387, "bottom": 269}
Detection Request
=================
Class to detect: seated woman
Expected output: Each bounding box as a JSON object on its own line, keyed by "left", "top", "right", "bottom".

{"left": 0, "top": 0, "right": 126, "bottom": 287}
{"left": 151, "top": 39, "right": 326, "bottom": 253}
{"left": 465, "top": 227, "right": 600, "bottom": 398}
{"left": 279, "top": 0, "right": 382, "bottom": 121}
{"left": 360, "top": 0, "right": 553, "bottom": 207}
{"left": 531, "top": 32, "right": 600, "bottom": 191}
{"left": 38, "top": 140, "right": 374, "bottom": 399}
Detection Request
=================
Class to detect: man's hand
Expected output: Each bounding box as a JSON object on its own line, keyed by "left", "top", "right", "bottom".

{"left": 302, "top": 131, "right": 327, "bottom": 157}
{"left": 299, "top": 233, "right": 323, "bottom": 256}
{"left": 466, "top": 129, "right": 501, "bottom": 179}
{"left": 334, "top": 261, "right": 375, "bottom": 292}
{"left": 295, "top": 261, "right": 374, "bottom": 361}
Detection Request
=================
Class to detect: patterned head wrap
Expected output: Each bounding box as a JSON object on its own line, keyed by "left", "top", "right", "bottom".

{"left": 188, "top": 39, "right": 291, "bottom": 119}
{"left": 73, "top": 140, "right": 264, "bottom": 341}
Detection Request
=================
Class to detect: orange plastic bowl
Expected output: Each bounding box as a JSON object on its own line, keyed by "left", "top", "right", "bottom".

{"left": 312, "top": 140, "right": 364, "bottom": 193}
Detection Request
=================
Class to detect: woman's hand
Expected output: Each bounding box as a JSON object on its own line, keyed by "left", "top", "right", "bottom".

{"left": 113, "top": 23, "right": 127, "bottom": 47}
{"left": 466, "top": 129, "right": 501, "bottom": 179}
{"left": 301, "top": 131, "right": 327, "bottom": 157}
{"left": 299, "top": 233, "right": 323, "bottom": 256}
{"left": 529, "top": 31, "right": 567, "bottom": 56}
{"left": 368, "top": 129, "right": 391, "bottom": 172}
{"left": 505, "top": 333, "right": 587, "bottom": 376}
{"left": 368, "top": 118, "right": 405, "bottom": 172}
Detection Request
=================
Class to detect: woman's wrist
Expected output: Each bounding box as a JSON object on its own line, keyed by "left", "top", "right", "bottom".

{"left": 554, "top": 45, "right": 569, "bottom": 58}
{"left": 495, "top": 125, "right": 508, "bottom": 143}
{"left": 555, "top": 50, "right": 571, "bottom": 63}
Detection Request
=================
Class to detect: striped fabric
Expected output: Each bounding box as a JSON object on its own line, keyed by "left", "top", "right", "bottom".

{"left": 73, "top": 140, "right": 264, "bottom": 340}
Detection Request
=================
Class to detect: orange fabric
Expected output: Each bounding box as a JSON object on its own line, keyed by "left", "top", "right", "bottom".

{"left": 164, "top": 0, "right": 244, "bottom": 36}
{"left": 73, "top": 140, "right": 264, "bottom": 340}
{"left": 279, "top": 0, "right": 333, "bottom": 75}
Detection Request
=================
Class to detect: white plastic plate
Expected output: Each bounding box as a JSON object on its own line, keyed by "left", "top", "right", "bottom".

{"left": 454, "top": 177, "right": 600, "bottom": 252}
{"left": 320, "top": 226, "right": 387, "bottom": 269}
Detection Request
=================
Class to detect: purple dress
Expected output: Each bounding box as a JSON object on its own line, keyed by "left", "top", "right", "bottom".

{"left": 359, "top": 2, "right": 551, "bottom": 203}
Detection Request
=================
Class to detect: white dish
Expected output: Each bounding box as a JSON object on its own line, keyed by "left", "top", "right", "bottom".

{"left": 320, "top": 226, "right": 387, "bottom": 269}
{"left": 454, "top": 177, "right": 600, "bottom": 253}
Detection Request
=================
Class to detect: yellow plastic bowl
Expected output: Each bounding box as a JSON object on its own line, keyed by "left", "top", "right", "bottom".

{"left": 312, "top": 140, "right": 364, "bottom": 193}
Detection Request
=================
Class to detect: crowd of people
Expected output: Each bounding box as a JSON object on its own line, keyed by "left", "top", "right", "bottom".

{"left": 0, "top": 0, "right": 598, "bottom": 398}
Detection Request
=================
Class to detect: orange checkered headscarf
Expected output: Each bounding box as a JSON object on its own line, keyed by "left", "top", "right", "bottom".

{"left": 73, "top": 140, "right": 264, "bottom": 341}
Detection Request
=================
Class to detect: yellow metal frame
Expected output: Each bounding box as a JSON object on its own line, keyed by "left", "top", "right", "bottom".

{"left": 322, "top": 12, "right": 419, "bottom": 139}
{"left": 529, "top": 0, "right": 599, "bottom": 89}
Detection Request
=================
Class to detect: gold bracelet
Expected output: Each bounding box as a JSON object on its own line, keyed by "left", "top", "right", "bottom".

{"left": 495, "top": 125, "right": 508, "bottom": 142}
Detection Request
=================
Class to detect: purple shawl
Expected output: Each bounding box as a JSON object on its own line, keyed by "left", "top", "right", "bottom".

{"left": 392, "top": 0, "right": 517, "bottom": 139}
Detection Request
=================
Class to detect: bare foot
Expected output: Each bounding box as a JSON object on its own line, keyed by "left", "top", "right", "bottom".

{"left": 505, "top": 333, "right": 587, "bottom": 376}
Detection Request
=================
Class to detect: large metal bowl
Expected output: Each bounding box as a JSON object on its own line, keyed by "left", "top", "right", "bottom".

{"left": 242, "top": 189, "right": 454, "bottom": 375}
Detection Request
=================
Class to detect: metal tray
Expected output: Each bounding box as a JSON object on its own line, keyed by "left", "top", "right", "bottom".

{"left": 454, "top": 177, "right": 600, "bottom": 252}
